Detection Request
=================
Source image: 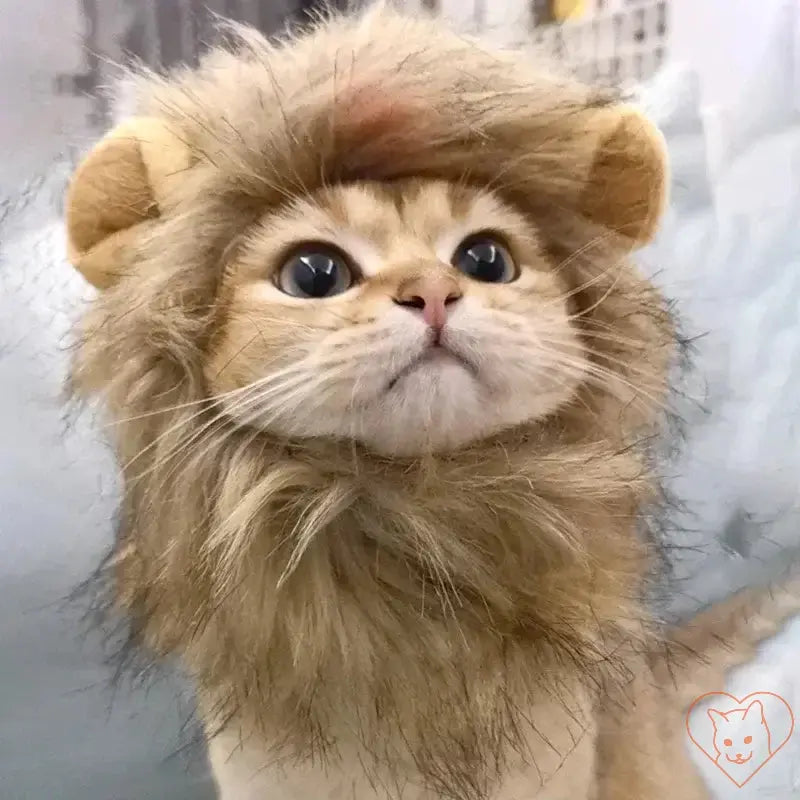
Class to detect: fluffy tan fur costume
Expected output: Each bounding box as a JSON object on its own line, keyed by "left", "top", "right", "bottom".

{"left": 65, "top": 4, "right": 800, "bottom": 799}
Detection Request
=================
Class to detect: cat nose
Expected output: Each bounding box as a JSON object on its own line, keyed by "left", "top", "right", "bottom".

{"left": 393, "top": 274, "right": 462, "bottom": 330}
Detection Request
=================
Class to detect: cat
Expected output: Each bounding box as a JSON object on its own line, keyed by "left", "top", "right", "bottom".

{"left": 63, "top": 4, "right": 800, "bottom": 799}
{"left": 708, "top": 701, "right": 773, "bottom": 783}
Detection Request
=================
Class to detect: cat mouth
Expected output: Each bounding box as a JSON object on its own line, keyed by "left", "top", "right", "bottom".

{"left": 725, "top": 753, "right": 752, "bottom": 764}
{"left": 386, "top": 342, "right": 479, "bottom": 391}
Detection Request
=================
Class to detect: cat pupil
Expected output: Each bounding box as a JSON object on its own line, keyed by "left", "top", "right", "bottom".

{"left": 452, "top": 236, "right": 515, "bottom": 283}
{"left": 464, "top": 243, "right": 504, "bottom": 281}
{"left": 294, "top": 254, "right": 339, "bottom": 297}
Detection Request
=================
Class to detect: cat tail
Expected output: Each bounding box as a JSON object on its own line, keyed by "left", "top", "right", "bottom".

{"left": 592, "top": 565, "right": 800, "bottom": 800}
{"left": 653, "top": 562, "right": 800, "bottom": 702}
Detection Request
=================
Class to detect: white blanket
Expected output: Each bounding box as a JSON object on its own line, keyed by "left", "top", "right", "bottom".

{"left": 640, "top": 54, "right": 800, "bottom": 798}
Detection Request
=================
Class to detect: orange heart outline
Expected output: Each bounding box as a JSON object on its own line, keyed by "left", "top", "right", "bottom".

{"left": 686, "top": 691, "right": 795, "bottom": 787}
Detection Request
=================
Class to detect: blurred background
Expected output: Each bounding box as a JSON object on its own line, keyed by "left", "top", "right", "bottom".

{"left": 2, "top": 0, "right": 787, "bottom": 187}
{"left": 1, "top": 1, "right": 799, "bottom": 799}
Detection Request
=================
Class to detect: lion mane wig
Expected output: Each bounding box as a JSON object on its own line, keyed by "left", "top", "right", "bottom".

{"left": 61, "top": 4, "right": 699, "bottom": 799}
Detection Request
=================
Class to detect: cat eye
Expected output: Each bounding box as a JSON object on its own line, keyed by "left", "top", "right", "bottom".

{"left": 451, "top": 233, "right": 517, "bottom": 283}
{"left": 276, "top": 245, "right": 354, "bottom": 298}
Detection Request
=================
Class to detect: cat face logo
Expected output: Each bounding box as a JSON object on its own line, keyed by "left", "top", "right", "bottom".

{"left": 686, "top": 692, "right": 794, "bottom": 787}
{"left": 708, "top": 700, "right": 769, "bottom": 767}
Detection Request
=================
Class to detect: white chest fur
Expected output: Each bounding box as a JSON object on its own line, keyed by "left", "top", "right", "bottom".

{"left": 208, "top": 728, "right": 597, "bottom": 800}
{"left": 207, "top": 688, "right": 598, "bottom": 800}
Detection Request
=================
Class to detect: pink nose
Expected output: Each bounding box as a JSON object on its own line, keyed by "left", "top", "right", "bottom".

{"left": 394, "top": 275, "right": 462, "bottom": 330}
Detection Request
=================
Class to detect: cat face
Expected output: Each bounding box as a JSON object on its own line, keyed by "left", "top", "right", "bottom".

{"left": 206, "top": 179, "right": 586, "bottom": 455}
{"left": 708, "top": 701, "right": 772, "bottom": 765}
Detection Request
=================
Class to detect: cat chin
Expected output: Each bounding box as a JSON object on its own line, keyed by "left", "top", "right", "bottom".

{"left": 259, "top": 365, "right": 564, "bottom": 457}
{"left": 360, "top": 360, "right": 505, "bottom": 455}
{"left": 239, "top": 358, "right": 492, "bottom": 455}
{"left": 361, "top": 356, "right": 581, "bottom": 455}
{"left": 226, "top": 344, "right": 576, "bottom": 456}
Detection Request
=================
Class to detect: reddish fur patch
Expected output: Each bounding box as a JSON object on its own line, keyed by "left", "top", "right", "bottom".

{"left": 332, "top": 84, "right": 439, "bottom": 173}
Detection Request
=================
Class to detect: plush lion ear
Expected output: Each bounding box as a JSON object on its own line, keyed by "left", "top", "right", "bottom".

{"left": 66, "top": 118, "right": 192, "bottom": 288}
{"left": 579, "top": 106, "right": 668, "bottom": 248}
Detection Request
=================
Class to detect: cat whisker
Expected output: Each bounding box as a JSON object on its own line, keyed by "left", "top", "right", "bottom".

{"left": 549, "top": 229, "right": 626, "bottom": 279}
{"left": 106, "top": 381, "right": 269, "bottom": 426}
{"left": 540, "top": 335, "right": 665, "bottom": 385}
{"left": 550, "top": 259, "right": 628, "bottom": 311}
{"left": 124, "top": 362, "right": 315, "bottom": 479}
{"left": 550, "top": 354, "right": 666, "bottom": 413}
